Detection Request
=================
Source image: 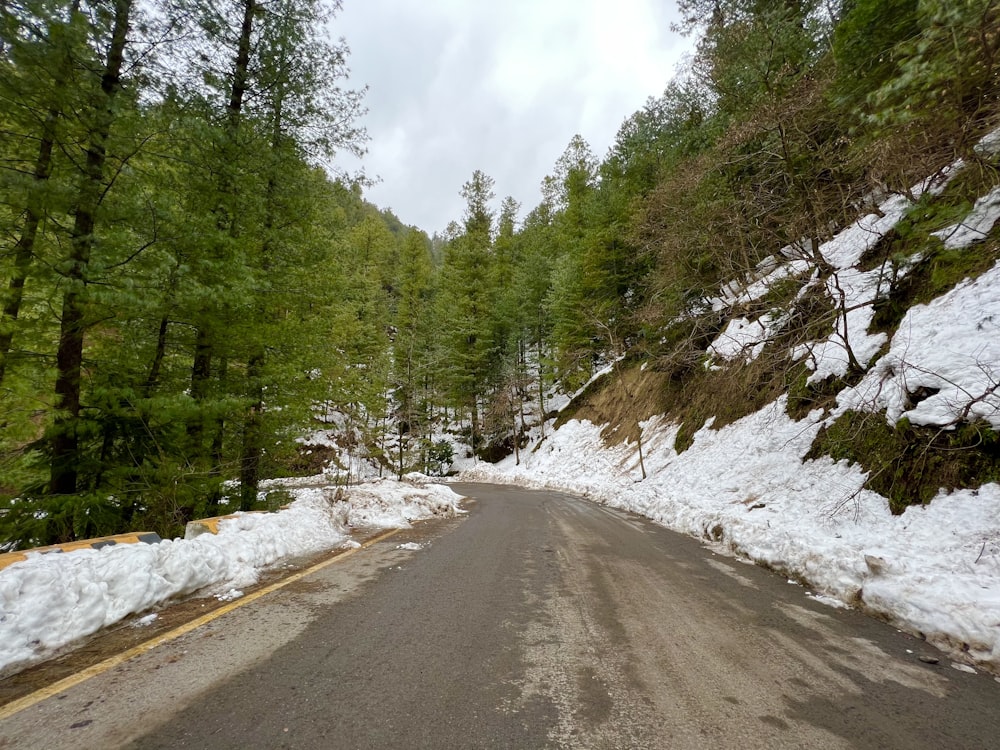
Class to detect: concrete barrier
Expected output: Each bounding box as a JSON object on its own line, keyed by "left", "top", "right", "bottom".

{"left": 184, "top": 512, "right": 266, "bottom": 540}
{"left": 0, "top": 532, "right": 162, "bottom": 571}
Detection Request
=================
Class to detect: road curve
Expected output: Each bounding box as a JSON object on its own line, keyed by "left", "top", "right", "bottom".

{"left": 1, "top": 483, "right": 997, "bottom": 749}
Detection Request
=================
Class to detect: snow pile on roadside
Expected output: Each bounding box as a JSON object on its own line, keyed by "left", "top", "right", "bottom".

{"left": 327, "top": 478, "right": 465, "bottom": 529}
{"left": 0, "top": 477, "right": 462, "bottom": 675}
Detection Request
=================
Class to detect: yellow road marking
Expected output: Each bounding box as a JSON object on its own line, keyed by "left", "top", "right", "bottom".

{"left": 0, "top": 528, "right": 402, "bottom": 721}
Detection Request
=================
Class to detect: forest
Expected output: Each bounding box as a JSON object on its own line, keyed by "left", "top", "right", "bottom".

{"left": 1, "top": 0, "right": 998, "bottom": 546}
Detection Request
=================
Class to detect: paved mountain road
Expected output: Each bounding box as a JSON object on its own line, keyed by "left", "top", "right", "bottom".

{"left": 1, "top": 483, "right": 997, "bottom": 749}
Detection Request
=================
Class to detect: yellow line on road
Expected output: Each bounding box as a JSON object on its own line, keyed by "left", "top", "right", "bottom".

{"left": 0, "top": 528, "right": 402, "bottom": 721}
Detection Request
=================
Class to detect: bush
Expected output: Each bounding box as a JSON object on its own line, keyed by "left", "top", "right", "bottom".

{"left": 426, "top": 440, "right": 454, "bottom": 476}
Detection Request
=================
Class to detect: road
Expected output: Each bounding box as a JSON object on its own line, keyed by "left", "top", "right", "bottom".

{"left": 1, "top": 483, "right": 998, "bottom": 749}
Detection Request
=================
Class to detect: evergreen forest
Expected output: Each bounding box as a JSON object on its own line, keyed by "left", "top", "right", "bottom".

{"left": 2, "top": 0, "right": 999, "bottom": 547}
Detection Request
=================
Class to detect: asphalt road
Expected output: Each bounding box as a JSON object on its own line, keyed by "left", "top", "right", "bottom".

{"left": 2, "top": 483, "right": 998, "bottom": 749}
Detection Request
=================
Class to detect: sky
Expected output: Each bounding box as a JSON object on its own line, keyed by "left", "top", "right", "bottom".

{"left": 332, "top": 0, "right": 695, "bottom": 235}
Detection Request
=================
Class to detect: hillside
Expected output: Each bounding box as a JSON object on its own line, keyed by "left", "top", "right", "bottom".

{"left": 460, "top": 131, "right": 1000, "bottom": 673}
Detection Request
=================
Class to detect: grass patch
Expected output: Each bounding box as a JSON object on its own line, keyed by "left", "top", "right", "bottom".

{"left": 867, "top": 160, "right": 1000, "bottom": 335}
{"left": 661, "top": 339, "right": 809, "bottom": 453}
{"left": 784, "top": 365, "right": 858, "bottom": 421}
{"left": 558, "top": 349, "right": 792, "bottom": 455}
{"left": 566, "top": 278, "right": 840, "bottom": 453}
{"left": 807, "top": 412, "right": 1000, "bottom": 514}
{"left": 556, "top": 365, "right": 669, "bottom": 446}
{"left": 870, "top": 237, "right": 1000, "bottom": 336}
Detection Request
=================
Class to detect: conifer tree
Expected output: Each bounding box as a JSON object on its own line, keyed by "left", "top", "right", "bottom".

{"left": 437, "top": 170, "right": 497, "bottom": 456}
{"left": 0, "top": 0, "right": 89, "bottom": 386}
{"left": 392, "top": 229, "right": 434, "bottom": 476}
{"left": 545, "top": 136, "right": 600, "bottom": 386}
{"left": 49, "top": 0, "right": 136, "bottom": 497}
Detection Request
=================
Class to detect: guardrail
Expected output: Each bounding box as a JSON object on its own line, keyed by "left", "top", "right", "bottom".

{"left": 0, "top": 506, "right": 289, "bottom": 571}
{"left": 0, "top": 532, "right": 163, "bottom": 571}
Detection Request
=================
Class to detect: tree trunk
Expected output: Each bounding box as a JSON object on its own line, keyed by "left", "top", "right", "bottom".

{"left": 0, "top": 132, "right": 54, "bottom": 386}
{"left": 398, "top": 420, "right": 405, "bottom": 480}
{"left": 50, "top": 0, "right": 132, "bottom": 496}
{"left": 238, "top": 59, "right": 285, "bottom": 507}
{"left": 206, "top": 357, "right": 228, "bottom": 515}
{"left": 143, "top": 316, "right": 170, "bottom": 394}
{"left": 187, "top": 325, "right": 213, "bottom": 447}
{"left": 511, "top": 406, "right": 520, "bottom": 466}
{"left": 239, "top": 352, "right": 264, "bottom": 511}
{"left": 470, "top": 398, "right": 479, "bottom": 462}
{"left": 537, "top": 337, "right": 546, "bottom": 439}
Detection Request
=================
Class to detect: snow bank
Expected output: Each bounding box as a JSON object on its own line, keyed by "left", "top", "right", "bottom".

{"left": 0, "top": 478, "right": 462, "bottom": 675}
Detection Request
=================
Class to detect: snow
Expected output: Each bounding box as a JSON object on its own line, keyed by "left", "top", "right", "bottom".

{"left": 792, "top": 169, "right": 981, "bottom": 385}
{"left": 707, "top": 315, "right": 776, "bottom": 362}
{"left": 933, "top": 186, "right": 1000, "bottom": 249}
{"left": 0, "top": 477, "right": 462, "bottom": 675}
{"left": 798, "top": 265, "right": 890, "bottom": 383}
{"left": 710, "top": 254, "right": 812, "bottom": 311}
{"left": 838, "top": 261, "right": 1000, "bottom": 428}
{"left": 806, "top": 592, "right": 847, "bottom": 610}
{"left": 791, "top": 191, "right": 914, "bottom": 383}
{"left": 821, "top": 195, "right": 912, "bottom": 270}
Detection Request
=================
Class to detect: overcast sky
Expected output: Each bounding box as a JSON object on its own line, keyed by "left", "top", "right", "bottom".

{"left": 332, "top": 0, "right": 694, "bottom": 235}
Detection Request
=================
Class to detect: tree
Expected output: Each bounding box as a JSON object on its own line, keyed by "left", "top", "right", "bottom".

{"left": 0, "top": 0, "right": 370, "bottom": 545}
{"left": 0, "top": 0, "right": 90, "bottom": 386}
{"left": 861, "top": 0, "right": 1000, "bottom": 190}
{"left": 48, "top": 0, "right": 136, "bottom": 497}
{"left": 511, "top": 200, "right": 558, "bottom": 436}
{"left": 236, "top": 0, "right": 367, "bottom": 508}
{"left": 831, "top": 0, "right": 920, "bottom": 113}
{"left": 544, "top": 136, "right": 601, "bottom": 386}
{"left": 391, "top": 228, "right": 434, "bottom": 476}
{"left": 436, "top": 170, "right": 497, "bottom": 456}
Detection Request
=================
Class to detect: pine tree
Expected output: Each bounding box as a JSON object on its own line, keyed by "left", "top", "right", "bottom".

{"left": 49, "top": 0, "right": 136, "bottom": 497}
{"left": 437, "top": 170, "right": 497, "bottom": 456}
{"left": 0, "top": 0, "right": 89, "bottom": 386}
{"left": 545, "top": 136, "right": 601, "bottom": 386}
{"left": 235, "top": 0, "right": 367, "bottom": 509}
{"left": 391, "top": 229, "right": 434, "bottom": 476}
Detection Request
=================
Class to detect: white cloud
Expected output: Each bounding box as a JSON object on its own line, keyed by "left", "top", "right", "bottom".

{"left": 334, "top": 0, "right": 692, "bottom": 234}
